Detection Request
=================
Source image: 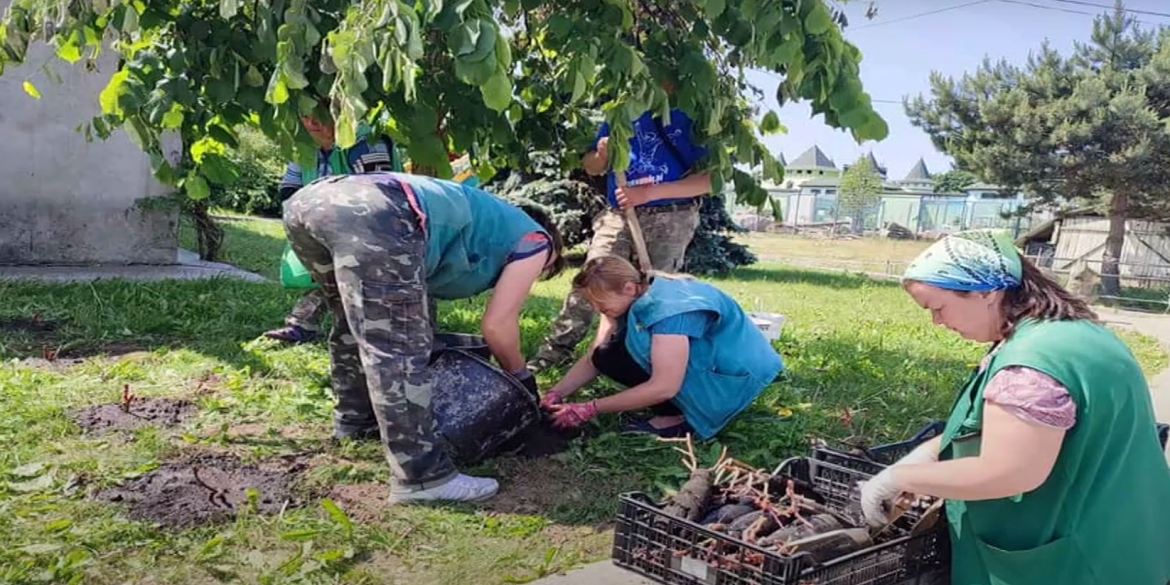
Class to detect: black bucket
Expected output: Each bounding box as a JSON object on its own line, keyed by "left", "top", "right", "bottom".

{"left": 431, "top": 346, "right": 542, "bottom": 466}
{"left": 431, "top": 332, "right": 492, "bottom": 362}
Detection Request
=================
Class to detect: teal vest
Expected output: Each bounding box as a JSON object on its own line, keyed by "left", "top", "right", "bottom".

{"left": 391, "top": 173, "right": 547, "bottom": 300}
{"left": 940, "top": 319, "right": 1170, "bottom": 585}
{"left": 623, "top": 278, "right": 785, "bottom": 439}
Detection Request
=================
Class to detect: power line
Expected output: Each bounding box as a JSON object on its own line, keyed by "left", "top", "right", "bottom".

{"left": 998, "top": 0, "right": 1099, "bottom": 17}
{"left": 847, "top": 0, "right": 1167, "bottom": 33}
{"left": 1043, "top": 0, "right": 1170, "bottom": 19}
{"left": 994, "top": 0, "right": 1161, "bottom": 24}
{"left": 849, "top": 0, "right": 992, "bottom": 30}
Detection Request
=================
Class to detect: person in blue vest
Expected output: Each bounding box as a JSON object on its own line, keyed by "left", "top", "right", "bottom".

{"left": 283, "top": 172, "right": 565, "bottom": 503}
{"left": 528, "top": 97, "right": 714, "bottom": 373}
{"left": 540, "top": 255, "right": 784, "bottom": 439}
{"left": 264, "top": 112, "right": 404, "bottom": 344}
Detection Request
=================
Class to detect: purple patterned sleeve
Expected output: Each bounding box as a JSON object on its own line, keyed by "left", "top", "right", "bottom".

{"left": 983, "top": 366, "right": 1077, "bottom": 430}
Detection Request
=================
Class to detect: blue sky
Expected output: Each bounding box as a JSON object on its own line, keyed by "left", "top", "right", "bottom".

{"left": 747, "top": 0, "right": 1170, "bottom": 181}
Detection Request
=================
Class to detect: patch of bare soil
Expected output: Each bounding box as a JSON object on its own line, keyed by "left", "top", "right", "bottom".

{"left": 326, "top": 483, "right": 389, "bottom": 524}
{"left": 94, "top": 453, "right": 306, "bottom": 529}
{"left": 71, "top": 397, "right": 199, "bottom": 434}
{"left": 0, "top": 315, "right": 59, "bottom": 335}
{"left": 483, "top": 457, "right": 597, "bottom": 517}
{"left": 1, "top": 313, "right": 152, "bottom": 366}
{"left": 541, "top": 523, "right": 607, "bottom": 545}
{"left": 58, "top": 341, "right": 149, "bottom": 359}
{"left": 15, "top": 345, "right": 154, "bottom": 371}
{"left": 201, "top": 422, "right": 322, "bottom": 442}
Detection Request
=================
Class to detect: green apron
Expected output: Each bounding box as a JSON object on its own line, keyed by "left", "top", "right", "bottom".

{"left": 938, "top": 319, "right": 1170, "bottom": 585}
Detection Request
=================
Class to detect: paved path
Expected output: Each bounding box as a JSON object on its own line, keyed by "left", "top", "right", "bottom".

{"left": 1094, "top": 307, "right": 1170, "bottom": 463}
{"left": 529, "top": 562, "right": 654, "bottom": 585}
{"left": 531, "top": 308, "right": 1170, "bottom": 584}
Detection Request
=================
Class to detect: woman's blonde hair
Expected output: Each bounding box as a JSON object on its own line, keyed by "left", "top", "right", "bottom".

{"left": 571, "top": 256, "right": 692, "bottom": 298}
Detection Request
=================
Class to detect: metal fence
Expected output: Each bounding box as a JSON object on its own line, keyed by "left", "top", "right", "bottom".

{"left": 1025, "top": 253, "right": 1170, "bottom": 312}
{"left": 729, "top": 193, "right": 1044, "bottom": 237}
{"left": 749, "top": 247, "right": 1170, "bottom": 314}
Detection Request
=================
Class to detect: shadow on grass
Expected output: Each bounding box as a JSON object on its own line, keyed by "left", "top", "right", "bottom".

{"left": 0, "top": 217, "right": 576, "bottom": 382}
{"left": 711, "top": 264, "right": 904, "bottom": 290}
{"left": 754, "top": 329, "right": 973, "bottom": 454}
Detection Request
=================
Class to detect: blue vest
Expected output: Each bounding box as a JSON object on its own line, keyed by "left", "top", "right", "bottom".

{"left": 623, "top": 278, "right": 785, "bottom": 439}
{"left": 390, "top": 173, "right": 547, "bottom": 300}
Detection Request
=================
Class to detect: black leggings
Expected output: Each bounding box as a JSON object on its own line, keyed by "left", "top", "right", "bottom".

{"left": 590, "top": 321, "right": 681, "bottom": 417}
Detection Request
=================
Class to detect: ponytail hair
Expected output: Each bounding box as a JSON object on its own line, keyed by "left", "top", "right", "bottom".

{"left": 571, "top": 255, "right": 693, "bottom": 298}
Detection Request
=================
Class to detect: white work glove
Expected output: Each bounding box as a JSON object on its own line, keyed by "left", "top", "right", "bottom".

{"left": 859, "top": 440, "right": 938, "bottom": 528}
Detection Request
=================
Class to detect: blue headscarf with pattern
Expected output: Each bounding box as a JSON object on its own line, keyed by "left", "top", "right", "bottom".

{"left": 902, "top": 229, "right": 1023, "bottom": 292}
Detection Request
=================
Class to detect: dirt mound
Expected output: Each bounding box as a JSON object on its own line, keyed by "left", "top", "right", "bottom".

{"left": 72, "top": 397, "right": 198, "bottom": 433}
{"left": 326, "top": 483, "right": 389, "bottom": 524}
{"left": 95, "top": 454, "right": 304, "bottom": 529}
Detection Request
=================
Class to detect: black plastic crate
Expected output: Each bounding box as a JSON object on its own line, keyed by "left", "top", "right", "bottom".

{"left": 814, "top": 420, "right": 1170, "bottom": 477}
{"left": 612, "top": 457, "right": 949, "bottom": 585}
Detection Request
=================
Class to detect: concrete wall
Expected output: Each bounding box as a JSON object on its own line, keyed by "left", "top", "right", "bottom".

{"left": 0, "top": 10, "right": 179, "bottom": 265}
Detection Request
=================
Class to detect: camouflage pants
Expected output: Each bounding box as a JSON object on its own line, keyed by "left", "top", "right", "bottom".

{"left": 286, "top": 289, "right": 329, "bottom": 332}
{"left": 286, "top": 287, "right": 437, "bottom": 333}
{"left": 282, "top": 175, "right": 455, "bottom": 488}
{"left": 532, "top": 203, "right": 701, "bottom": 369}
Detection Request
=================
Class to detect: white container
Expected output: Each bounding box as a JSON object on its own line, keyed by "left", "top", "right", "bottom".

{"left": 749, "top": 312, "right": 786, "bottom": 341}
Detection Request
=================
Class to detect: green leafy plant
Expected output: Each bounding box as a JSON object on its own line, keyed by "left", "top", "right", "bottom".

{"left": 838, "top": 155, "right": 883, "bottom": 234}
{"left": 209, "top": 126, "right": 288, "bottom": 218}
{"left": 931, "top": 169, "right": 977, "bottom": 194}
{"left": 0, "top": 0, "right": 888, "bottom": 220}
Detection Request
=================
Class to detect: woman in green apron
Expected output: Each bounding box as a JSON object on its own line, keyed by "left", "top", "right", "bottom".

{"left": 861, "top": 229, "right": 1170, "bottom": 585}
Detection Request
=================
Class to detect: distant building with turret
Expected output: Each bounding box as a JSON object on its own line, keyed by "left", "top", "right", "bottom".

{"left": 899, "top": 158, "right": 933, "bottom": 193}
{"left": 739, "top": 144, "right": 1029, "bottom": 232}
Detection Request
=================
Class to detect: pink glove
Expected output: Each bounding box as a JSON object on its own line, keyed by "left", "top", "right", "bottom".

{"left": 549, "top": 401, "right": 599, "bottom": 429}
{"left": 541, "top": 390, "right": 564, "bottom": 408}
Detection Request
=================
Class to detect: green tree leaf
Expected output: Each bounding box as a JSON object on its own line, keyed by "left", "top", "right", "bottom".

{"left": 201, "top": 153, "right": 241, "bottom": 185}
{"left": 161, "top": 108, "right": 184, "bottom": 129}
{"left": 185, "top": 174, "right": 211, "bottom": 200}
{"left": 220, "top": 0, "right": 239, "bottom": 19}
{"left": 244, "top": 65, "right": 264, "bottom": 87}
{"left": 803, "top": 2, "right": 834, "bottom": 35}
{"left": 760, "top": 111, "right": 784, "bottom": 135}
{"left": 481, "top": 71, "right": 513, "bottom": 112}
{"left": 98, "top": 70, "right": 130, "bottom": 116}
{"left": 265, "top": 73, "right": 290, "bottom": 105}
{"left": 455, "top": 53, "right": 497, "bottom": 85}
{"left": 22, "top": 81, "right": 41, "bottom": 99}
{"left": 55, "top": 29, "right": 83, "bottom": 63}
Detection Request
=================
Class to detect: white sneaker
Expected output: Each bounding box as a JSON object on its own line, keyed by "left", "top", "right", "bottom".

{"left": 388, "top": 474, "right": 499, "bottom": 504}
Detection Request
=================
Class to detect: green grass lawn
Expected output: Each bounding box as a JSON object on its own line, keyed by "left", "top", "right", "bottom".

{"left": 0, "top": 218, "right": 1165, "bottom": 585}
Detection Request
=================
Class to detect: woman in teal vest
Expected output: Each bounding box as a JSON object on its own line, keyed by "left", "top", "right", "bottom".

{"left": 283, "top": 172, "right": 565, "bottom": 504}
{"left": 541, "top": 255, "right": 784, "bottom": 439}
{"left": 860, "top": 229, "right": 1170, "bottom": 585}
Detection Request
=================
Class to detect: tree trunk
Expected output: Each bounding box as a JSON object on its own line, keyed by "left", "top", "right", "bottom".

{"left": 1100, "top": 192, "right": 1128, "bottom": 298}
{"left": 189, "top": 201, "right": 224, "bottom": 262}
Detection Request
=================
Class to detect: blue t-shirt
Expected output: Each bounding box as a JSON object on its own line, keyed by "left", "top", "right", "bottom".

{"left": 594, "top": 109, "right": 707, "bottom": 209}
{"left": 648, "top": 310, "right": 713, "bottom": 339}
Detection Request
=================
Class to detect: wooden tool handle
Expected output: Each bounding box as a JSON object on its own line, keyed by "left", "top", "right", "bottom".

{"left": 615, "top": 172, "right": 653, "bottom": 276}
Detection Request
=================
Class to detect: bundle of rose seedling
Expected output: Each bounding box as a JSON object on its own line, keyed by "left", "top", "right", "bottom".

{"left": 648, "top": 435, "right": 934, "bottom": 569}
